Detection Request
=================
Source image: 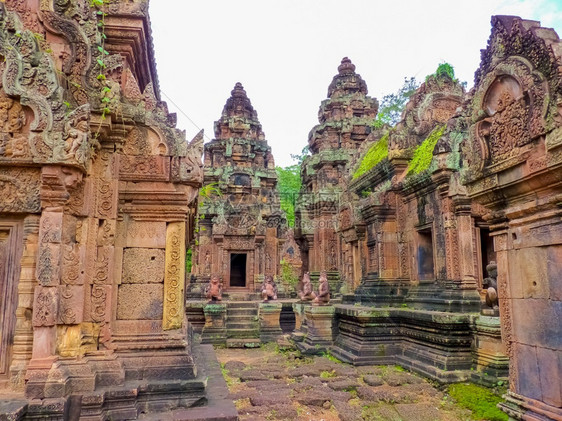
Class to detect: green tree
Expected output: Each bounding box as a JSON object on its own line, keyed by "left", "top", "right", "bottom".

{"left": 290, "top": 145, "right": 310, "bottom": 165}
{"left": 275, "top": 164, "right": 301, "bottom": 227}
{"left": 373, "top": 76, "right": 419, "bottom": 129}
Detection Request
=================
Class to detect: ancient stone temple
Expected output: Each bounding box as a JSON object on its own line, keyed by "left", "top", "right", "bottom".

{"left": 460, "top": 16, "right": 562, "bottom": 420}
{"left": 0, "top": 0, "right": 235, "bottom": 419}
{"left": 324, "top": 65, "right": 500, "bottom": 383}
{"left": 291, "top": 15, "right": 561, "bottom": 420}
{"left": 191, "top": 82, "right": 286, "bottom": 294}
{"left": 295, "top": 57, "right": 378, "bottom": 291}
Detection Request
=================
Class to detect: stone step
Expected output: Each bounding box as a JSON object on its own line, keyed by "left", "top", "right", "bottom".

{"left": 0, "top": 401, "right": 27, "bottom": 421}
{"left": 227, "top": 313, "right": 258, "bottom": 321}
{"left": 227, "top": 328, "right": 259, "bottom": 339}
{"left": 227, "top": 301, "right": 260, "bottom": 309}
{"left": 227, "top": 309, "right": 258, "bottom": 316}
{"left": 227, "top": 307, "right": 258, "bottom": 312}
{"left": 226, "top": 322, "right": 259, "bottom": 330}
{"left": 226, "top": 338, "right": 261, "bottom": 348}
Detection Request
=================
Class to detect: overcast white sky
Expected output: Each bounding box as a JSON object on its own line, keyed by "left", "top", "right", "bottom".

{"left": 149, "top": 1, "right": 562, "bottom": 168}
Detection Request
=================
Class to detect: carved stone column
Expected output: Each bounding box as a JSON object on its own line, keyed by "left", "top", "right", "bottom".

{"left": 454, "top": 197, "right": 478, "bottom": 290}
{"left": 9, "top": 215, "right": 39, "bottom": 390}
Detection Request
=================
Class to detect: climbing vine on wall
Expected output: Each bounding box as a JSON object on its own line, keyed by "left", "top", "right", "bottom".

{"left": 90, "top": 0, "right": 111, "bottom": 121}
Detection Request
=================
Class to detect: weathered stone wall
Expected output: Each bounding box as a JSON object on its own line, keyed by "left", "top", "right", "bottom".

{"left": 461, "top": 16, "right": 562, "bottom": 420}
{"left": 0, "top": 1, "right": 238, "bottom": 419}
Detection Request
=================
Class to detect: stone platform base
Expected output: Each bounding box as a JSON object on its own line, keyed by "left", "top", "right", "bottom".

{"left": 330, "top": 304, "right": 477, "bottom": 383}
{"left": 0, "top": 344, "right": 237, "bottom": 420}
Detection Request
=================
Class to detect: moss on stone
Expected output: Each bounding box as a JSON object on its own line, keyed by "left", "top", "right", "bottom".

{"left": 353, "top": 133, "right": 389, "bottom": 179}
{"left": 448, "top": 383, "right": 508, "bottom": 421}
{"left": 407, "top": 125, "right": 446, "bottom": 176}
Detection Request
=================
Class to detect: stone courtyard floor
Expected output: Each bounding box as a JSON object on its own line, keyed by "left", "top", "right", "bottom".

{"left": 216, "top": 344, "right": 478, "bottom": 421}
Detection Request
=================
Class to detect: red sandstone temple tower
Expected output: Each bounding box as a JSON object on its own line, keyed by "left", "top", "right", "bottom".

{"left": 191, "top": 83, "right": 286, "bottom": 294}
{"left": 295, "top": 57, "right": 378, "bottom": 291}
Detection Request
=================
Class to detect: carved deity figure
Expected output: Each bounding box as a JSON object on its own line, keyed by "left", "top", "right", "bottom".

{"left": 261, "top": 275, "right": 278, "bottom": 302}
{"left": 298, "top": 272, "right": 316, "bottom": 301}
{"left": 204, "top": 251, "right": 211, "bottom": 274}
{"left": 314, "top": 270, "right": 330, "bottom": 305}
{"left": 205, "top": 274, "right": 222, "bottom": 302}
{"left": 482, "top": 261, "right": 499, "bottom": 313}
{"left": 64, "top": 107, "right": 89, "bottom": 163}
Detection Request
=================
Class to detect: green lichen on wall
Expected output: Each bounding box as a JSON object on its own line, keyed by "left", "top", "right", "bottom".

{"left": 407, "top": 125, "right": 445, "bottom": 175}
{"left": 353, "top": 133, "right": 389, "bottom": 179}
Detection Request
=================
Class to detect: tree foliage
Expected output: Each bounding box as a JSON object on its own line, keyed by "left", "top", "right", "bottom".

{"left": 431, "top": 62, "right": 456, "bottom": 81}
{"left": 276, "top": 164, "right": 301, "bottom": 227}
{"left": 290, "top": 145, "right": 310, "bottom": 165}
{"left": 373, "top": 76, "right": 419, "bottom": 129}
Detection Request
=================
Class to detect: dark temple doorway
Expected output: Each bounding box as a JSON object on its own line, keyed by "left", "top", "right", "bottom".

{"left": 230, "top": 253, "right": 247, "bottom": 287}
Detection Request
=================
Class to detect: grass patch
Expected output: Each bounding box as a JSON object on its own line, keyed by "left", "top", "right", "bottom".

{"left": 361, "top": 403, "right": 389, "bottom": 421}
{"left": 353, "top": 133, "right": 389, "bottom": 179}
{"left": 407, "top": 125, "right": 445, "bottom": 175}
{"left": 234, "top": 398, "right": 251, "bottom": 410}
{"left": 220, "top": 364, "right": 240, "bottom": 389}
{"left": 448, "top": 383, "right": 508, "bottom": 421}
{"left": 321, "top": 350, "right": 343, "bottom": 364}
{"left": 348, "top": 397, "right": 361, "bottom": 406}
{"left": 320, "top": 370, "right": 337, "bottom": 379}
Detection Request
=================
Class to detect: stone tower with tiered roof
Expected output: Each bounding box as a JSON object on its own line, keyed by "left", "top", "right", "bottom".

{"left": 295, "top": 58, "right": 378, "bottom": 291}
{"left": 192, "top": 83, "right": 286, "bottom": 293}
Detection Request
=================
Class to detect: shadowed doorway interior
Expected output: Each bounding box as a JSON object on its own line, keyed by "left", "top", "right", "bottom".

{"left": 230, "top": 253, "right": 247, "bottom": 287}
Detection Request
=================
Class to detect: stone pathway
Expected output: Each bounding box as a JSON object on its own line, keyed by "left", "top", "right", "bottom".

{"left": 216, "top": 345, "right": 473, "bottom": 421}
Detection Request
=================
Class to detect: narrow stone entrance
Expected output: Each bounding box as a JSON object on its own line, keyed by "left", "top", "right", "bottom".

{"left": 0, "top": 221, "right": 22, "bottom": 386}
{"left": 230, "top": 253, "right": 247, "bottom": 287}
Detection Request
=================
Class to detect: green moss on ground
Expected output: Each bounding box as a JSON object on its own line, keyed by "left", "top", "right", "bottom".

{"left": 448, "top": 383, "right": 508, "bottom": 421}
{"left": 407, "top": 125, "right": 445, "bottom": 175}
{"left": 353, "top": 133, "right": 389, "bottom": 179}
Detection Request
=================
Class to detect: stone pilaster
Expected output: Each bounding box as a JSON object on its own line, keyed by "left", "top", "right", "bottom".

{"left": 163, "top": 222, "right": 186, "bottom": 330}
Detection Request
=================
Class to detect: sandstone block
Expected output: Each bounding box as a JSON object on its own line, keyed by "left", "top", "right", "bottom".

{"left": 122, "top": 248, "right": 165, "bottom": 284}
{"left": 117, "top": 284, "right": 163, "bottom": 320}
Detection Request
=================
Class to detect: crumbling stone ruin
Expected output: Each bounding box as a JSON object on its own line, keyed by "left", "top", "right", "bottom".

{"left": 0, "top": 1, "right": 561, "bottom": 420}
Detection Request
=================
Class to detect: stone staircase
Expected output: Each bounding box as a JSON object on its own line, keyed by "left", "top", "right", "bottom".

{"left": 226, "top": 302, "right": 261, "bottom": 348}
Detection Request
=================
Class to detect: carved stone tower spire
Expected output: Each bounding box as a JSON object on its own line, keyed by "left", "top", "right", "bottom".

{"left": 193, "top": 83, "right": 285, "bottom": 294}
{"left": 296, "top": 57, "right": 378, "bottom": 289}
